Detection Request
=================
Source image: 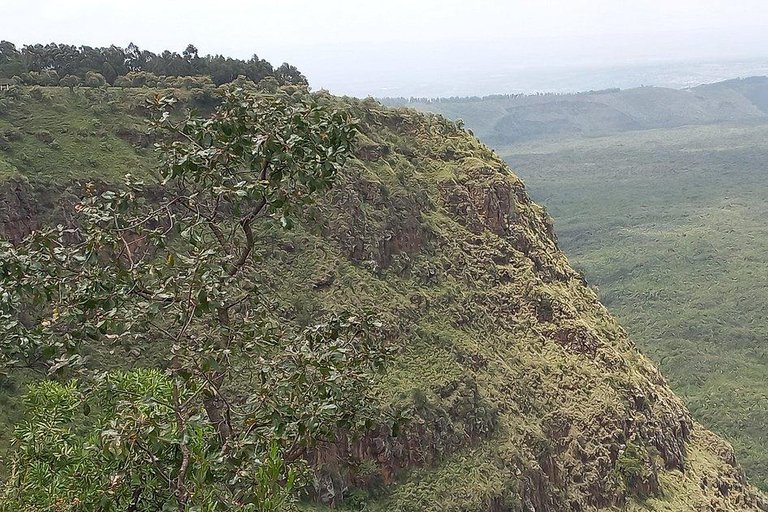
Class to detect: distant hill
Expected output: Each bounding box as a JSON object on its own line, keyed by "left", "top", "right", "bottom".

{"left": 384, "top": 77, "right": 768, "bottom": 145}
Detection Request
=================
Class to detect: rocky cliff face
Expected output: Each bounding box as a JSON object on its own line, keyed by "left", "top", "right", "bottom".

{"left": 285, "top": 97, "right": 767, "bottom": 510}
{"left": 0, "top": 89, "right": 764, "bottom": 511}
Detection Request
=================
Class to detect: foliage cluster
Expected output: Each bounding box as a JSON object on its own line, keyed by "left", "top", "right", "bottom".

{"left": 0, "top": 41, "right": 305, "bottom": 88}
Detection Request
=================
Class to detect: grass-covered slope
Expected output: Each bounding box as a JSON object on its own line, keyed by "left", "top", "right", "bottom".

{"left": 0, "top": 86, "right": 765, "bottom": 510}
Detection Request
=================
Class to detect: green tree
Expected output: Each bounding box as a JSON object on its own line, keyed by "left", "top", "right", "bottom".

{"left": 113, "top": 76, "right": 131, "bottom": 88}
{"left": 84, "top": 71, "right": 107, "bottom": 88}
{"left": 183, "top": 44, "right": 199, "bottom": 62}
{"left": 60, "top": 74, "right": 81, "bottom": 93}
{"left": 0, "top": 89, "right": 385, "bottom": 510}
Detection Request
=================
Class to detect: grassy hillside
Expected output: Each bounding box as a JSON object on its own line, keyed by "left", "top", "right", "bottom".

{"left": 0, "top": 86, "right": 157, "bottom": 452}
{"left": 0, "top": 86, "right": 765, "bottom": 510}
{"left": 0, "top": 87, "right": 156, "bottom": 182}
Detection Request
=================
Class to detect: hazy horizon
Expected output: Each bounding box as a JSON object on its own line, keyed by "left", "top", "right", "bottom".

{"left": 5, "top": 0, "right": 768, "bottom": 97}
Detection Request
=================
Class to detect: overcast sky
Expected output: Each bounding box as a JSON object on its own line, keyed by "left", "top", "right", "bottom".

{"left": 4, "top": 0, "right": 768, "bottom": 96}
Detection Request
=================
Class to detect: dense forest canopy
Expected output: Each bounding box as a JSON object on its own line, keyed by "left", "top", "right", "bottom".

{"left": 0, "top": 41, "right": 306, "bottom": 87}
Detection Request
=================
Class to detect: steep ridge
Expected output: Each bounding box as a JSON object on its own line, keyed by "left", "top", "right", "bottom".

{"left": 296, "top": 98, "right": 767, "bottom": 510}
{"left": 0, "top": 87, "right": 765, "bottom": 510}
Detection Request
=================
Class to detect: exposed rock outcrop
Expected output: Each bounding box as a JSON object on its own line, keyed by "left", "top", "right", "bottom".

{"left": 291, "top": 101, "right": 768, "bottom": 510}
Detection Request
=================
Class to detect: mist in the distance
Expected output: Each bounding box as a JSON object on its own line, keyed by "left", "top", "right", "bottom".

{"left": 4, "top": 0, "right": 768, "bottom": 97}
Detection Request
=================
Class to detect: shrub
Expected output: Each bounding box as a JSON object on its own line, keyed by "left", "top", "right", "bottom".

{"left": 113, "top": 76, "right": 131, "bottom": 88}
{"left": 60, "top": 74, "right": 81, "bottom": 92}
{"left": 190, "top": 86, "right": 217, "bottom": 108}
{"left": 123, "top": 71, "right": 161, "bottom": 88}
{"left": 29, "top": 86, "right": 44, "bottom": 100}
{"left": 84, "top": 71, "right": 107, "bottom": 88}
{"left": 3, "top": 128, "right": 22, "bottom": 142}
{"left": 34, "top": 130, "right": 54, "bottom": 144}
{"left": 26, "top": 70, "right": 59, "bottom": 86}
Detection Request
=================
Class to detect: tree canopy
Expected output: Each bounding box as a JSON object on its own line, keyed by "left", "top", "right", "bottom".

{"left": 0, "top": 41, "right": 307, "bottom": 87}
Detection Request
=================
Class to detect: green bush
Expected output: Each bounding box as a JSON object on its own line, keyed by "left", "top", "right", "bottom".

{"left": 0, "top": 371, "right": 296, "bottom": 511}
{"left": 84, "top": 71, "right": 107, "bottom": 88}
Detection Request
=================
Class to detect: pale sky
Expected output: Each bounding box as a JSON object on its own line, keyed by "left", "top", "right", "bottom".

{"left": 3, "top": 0, "right": 768, "bottom": 96}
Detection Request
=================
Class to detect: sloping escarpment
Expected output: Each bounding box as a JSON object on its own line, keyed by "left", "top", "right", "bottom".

{"left": 286, "top": 100, "right": 767, "bottom": 510}
{"left": 0, "top": 89, "right": 764, "bottom": 510}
